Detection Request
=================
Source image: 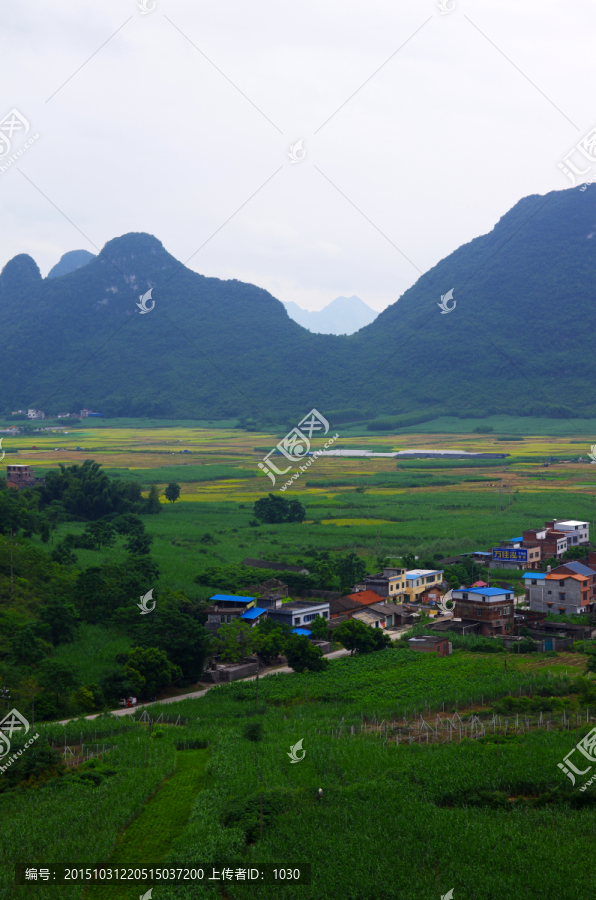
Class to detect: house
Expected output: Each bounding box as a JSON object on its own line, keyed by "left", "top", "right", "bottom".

{"left": 549, "top": 558, "right": 596, "bottom": 603}
{"left": 363, "top": 567, "right": 407, "bottom": 600}
{"left": 328, "top": 596, "right": 363, "bottom": 618}
{"left": 343, "top": 589, "right": 386, "bottom": 608}
{"left": 242, "top": 557, "right": 311, "bottom": 574}
{"left": 521, "top": 522, "right": 576, "bottom": 562}
{"left": 27, "top": 409, "right": 45, "bottom": 419}
{"left": 408, "top": 635, "right": 452, "bottom": 656}
{"left": 419, "top": 586, "right": 444, "bottom": 607}
{"left": 353, "top": 607, "right": 386, "bottom": 628}
{"left": 403, "top": 569, "right": 444, "bottom": 604}
{"left": 367, "top": 601, "right": 408, "bottom": 627}
{"left": 522, "top": 570, "right": 592, "bottom": 615}
{"left": 6, "top": 465, "right": 45, "bottom": 490}
{"left": 451, "top": 586, "right": 515, "bottom": 636}
{"left": 204, "top": 594, "right": 258, "bottom": 633}
{"left": 491, "top": 536, "right": 542, "bottom": 570}
{"left": 80, "top": 409, "right": 92, "bottom": 417}
{"left": 267, "top": 600, "right": 329, "bottom": 630}
{"left": 387, "top": 604, "right": 421, "bottom": 626}
{"left": 546, "top": 519, "right": 590, "bottom": 547}
{"left": 244, "top": 577, "right": 288, "bottom": 609}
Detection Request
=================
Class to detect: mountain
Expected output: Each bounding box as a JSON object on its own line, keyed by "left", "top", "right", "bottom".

{"left": 1, "top": 185, "right": 596, "bottom": 423}
{"left": 47, "top": 249, "right": 96, "bottom": 279}
{"left": 283, "top": 295, "right": 378, "bottom": 334}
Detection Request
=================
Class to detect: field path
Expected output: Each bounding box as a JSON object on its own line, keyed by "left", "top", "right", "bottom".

{"left": 57, "top": 647, "right": 355, "bottom": 726}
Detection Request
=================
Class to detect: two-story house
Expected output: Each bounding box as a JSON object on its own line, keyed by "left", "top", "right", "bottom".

{"left": 452, "top": 586, "right": 515, "bottom": 636}
{"left": 205, "top": 594, "right": 267, "bottom": 633}
{"left": 546, "top": 519, "right": 590, "bottom": 547}
{"left": 522, "top": 570, "right": 592, "bottom": 615}
{"left": 363, "top": 567, "right": 407, "bottom": 600}
{"left": 403, "top": 569, "right": 444, "bottom": 604}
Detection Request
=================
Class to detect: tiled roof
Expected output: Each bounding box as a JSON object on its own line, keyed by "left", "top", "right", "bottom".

{"left": 345, "top": 590, "right": 385, "bottom": 606}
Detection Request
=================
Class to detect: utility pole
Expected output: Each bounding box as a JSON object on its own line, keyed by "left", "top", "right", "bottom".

{"left": 10, "top": 528, "right": 14, "bottom": 595}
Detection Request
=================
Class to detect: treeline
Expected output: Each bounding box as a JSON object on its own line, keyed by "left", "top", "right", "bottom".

{"left": 0, "top": 461, "right": 211, "bottom": 721}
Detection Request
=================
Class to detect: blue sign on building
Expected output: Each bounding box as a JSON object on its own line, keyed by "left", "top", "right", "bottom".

{"left": 492, "top": 548, "right": 527, "bottom": 562}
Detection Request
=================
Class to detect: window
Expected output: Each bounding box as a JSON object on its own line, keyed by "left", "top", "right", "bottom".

{"left": 531, "top": 580, "right": 537, "bottom": 585}
{"left": 462, "top": 593, "right": 468, "bottom": 600}
{"left": 295, "top": 617, "right": 301, "bottom": 625}
{"left": 558, "top": 594, "right": 565, "bottom": 602}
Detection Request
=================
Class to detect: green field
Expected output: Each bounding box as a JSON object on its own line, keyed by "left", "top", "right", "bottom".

{"left": 4, "top": 423, "right": 596, "bottom": 900}
{"left": 3, "top": 651, "right": 596, "bottom": 900}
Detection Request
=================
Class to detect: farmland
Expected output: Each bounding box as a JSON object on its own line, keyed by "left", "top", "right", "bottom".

{"left": 3, "top": 420, "right": 596, "bottom": 899}
{"left": 3, "top": 650, "right": 596, "bottom": 900}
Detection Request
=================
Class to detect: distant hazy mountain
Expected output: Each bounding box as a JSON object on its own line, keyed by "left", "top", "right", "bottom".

{"left": 283, "top": 295, "right": 379, "bottom": 334}
{"left": 47, "top": 249, "right": 96, "bottom": 279}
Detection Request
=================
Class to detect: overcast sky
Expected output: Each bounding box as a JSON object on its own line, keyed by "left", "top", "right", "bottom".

{"left": 1, "top": 0, "right": 594, "bottom": 312}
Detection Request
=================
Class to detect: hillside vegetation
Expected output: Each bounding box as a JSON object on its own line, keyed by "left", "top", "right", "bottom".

{"left": 1, "top": 185, "right": 595, "bottom": 421}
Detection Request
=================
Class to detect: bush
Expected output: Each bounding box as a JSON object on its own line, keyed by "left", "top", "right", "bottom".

{"left": 242, "top": 721, "right": 264, "bottom": 742}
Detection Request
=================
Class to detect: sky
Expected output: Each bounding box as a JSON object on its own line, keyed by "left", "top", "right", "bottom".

{"left": 1, "top": 0, "right": 595, "bottom": 312}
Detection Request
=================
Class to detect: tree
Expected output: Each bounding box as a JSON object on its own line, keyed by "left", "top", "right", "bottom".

{"left": 335, "top": 552, "right": 367, "bottom": 594}
{"left": 283, "top": 635, "right": 328, "bottom": 674}
{"left": 214, "top": 619, "right": 256, "bottom": 663}
{"left": 334, "top": 619, "right": 390, "bottom": 654}
{"left": 84, "top": 521, "right": 116, "bottom": 551}
{"left": 309, "top": 615, "right": 329, "bottom": 640}
{"left": 125, "top": 531, "right": 153, "bottom": 555}
{"left": 313, "top": 559, "right": 337, "bottom": 590}
{"left": 143, "top": 484, "right": 162, "bottom": 514}
{"left": 253, "top": 494, "right": 305, "bottom": 525}
{"left": 124, "top": 647, "right": 180, "bottom": 699}
{"left": 37, "top": 659, "right": 78, "bottom": 695}
{"left": 253, "top": 626, "right": 287, "bottom": 664}
{"left": 38, "top": 460, "right": 143, "bottom": 519}
{"left": 165, "top": 482, "right": 181, "bottom": 503}
{"left": 38, "top": 598, "right": 79, "bottom": 644}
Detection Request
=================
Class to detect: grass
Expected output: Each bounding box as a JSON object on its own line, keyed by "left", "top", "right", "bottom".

{"left": 54, "top": 625, "right": 133, "bottom": 685}
{"left": 86, "top": 747, "right": 210, "bottom": 900}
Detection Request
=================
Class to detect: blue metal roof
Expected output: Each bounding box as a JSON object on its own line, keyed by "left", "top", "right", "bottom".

{"left": 292, "top": 627, "right": 312, "bottom": 636}
{"left": 463, "top": 587, "right": 512, "bottom": 596}
{"left": 210, "top": 594, "right": 255, "bottom": 603}
{"left": 241, "top": 607, "right": 267, "bottom": 620}
{"left": 563, "top": 561, "right": 595, "bottom": 577}
{"left": 522, "top": 572, "right": 546, "bottom": 579}
{"left": 510, "top": 537, "right": 523, "bottom": 542}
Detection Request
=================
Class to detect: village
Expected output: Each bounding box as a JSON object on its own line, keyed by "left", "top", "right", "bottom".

{"left": 201, "top": 515, "right": 596, "bottom": 683}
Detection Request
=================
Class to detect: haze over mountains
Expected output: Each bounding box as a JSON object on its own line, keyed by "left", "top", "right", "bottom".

{"left": 283, "top": 296, "right": 379, "bottom": 335}
{"left": 1, "top": 185, "right": 595, "bottom": 424}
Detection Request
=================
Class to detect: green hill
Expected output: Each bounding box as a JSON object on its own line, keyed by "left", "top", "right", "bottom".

{"left": 2, "top": 184, "right": 595, "bottom": 422}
